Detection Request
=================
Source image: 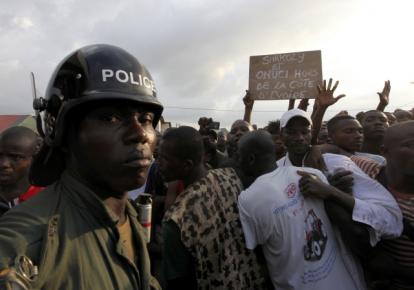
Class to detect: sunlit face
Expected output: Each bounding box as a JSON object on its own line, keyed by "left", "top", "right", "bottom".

{"left": 361, "top": 111, "right": 389, "bottom": 140}
{"left": 282, "top": 117, "right": 311, "bottom": 156}
{"left": 330, "top": 119, "right": 363, "bottom": 153}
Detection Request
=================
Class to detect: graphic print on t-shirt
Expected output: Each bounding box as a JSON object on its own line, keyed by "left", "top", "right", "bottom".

{"left": 303, "top": 209, "right": 328, "bottom": 261}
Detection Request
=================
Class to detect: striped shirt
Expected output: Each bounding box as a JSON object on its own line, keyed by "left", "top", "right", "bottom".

{"left": 381, "top": 189, "right": 414, "bottom": 289}
{"left": 350, "top": 155, "right": 383, "bottom": 179}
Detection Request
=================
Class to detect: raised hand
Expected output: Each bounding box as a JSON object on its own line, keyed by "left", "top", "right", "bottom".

{"left": 243, "top": 90, "right": 254, "bottom": 110}
{"left": 377, "top": 80, "right": 391, "bottom": 106}
{"left": 316, "top": 78, "right": 346, "bottom": 108}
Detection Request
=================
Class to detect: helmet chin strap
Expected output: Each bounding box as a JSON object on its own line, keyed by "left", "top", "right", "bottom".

{"left": 31, "top": 72, "right": 47, "bottom": 138}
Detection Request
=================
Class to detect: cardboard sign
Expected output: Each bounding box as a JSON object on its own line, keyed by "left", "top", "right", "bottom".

{"left": 249, "top": 50, "right": 322, "bottom": 100}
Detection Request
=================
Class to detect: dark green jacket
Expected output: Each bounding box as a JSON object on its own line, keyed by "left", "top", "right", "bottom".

{"left": 0, "top": 172, "right": 160, "bottom": 290}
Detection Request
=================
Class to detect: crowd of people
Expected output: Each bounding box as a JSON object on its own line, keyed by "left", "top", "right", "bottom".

{"left": 0, "top": 44, "right": 413, "bottom": 290}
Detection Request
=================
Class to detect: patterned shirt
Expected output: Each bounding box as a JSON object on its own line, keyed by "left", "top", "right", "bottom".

{"left": 163, "top": 168, "right": 265, "bottom": 290}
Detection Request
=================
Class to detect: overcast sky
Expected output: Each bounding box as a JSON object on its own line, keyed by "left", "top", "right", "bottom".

{"left": 1, "top": 0, "right": 413, "bottom": 129}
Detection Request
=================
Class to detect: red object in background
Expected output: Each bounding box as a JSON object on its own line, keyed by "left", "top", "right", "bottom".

{"left": 19, "top": 186, "right": 44, "bottom": 202}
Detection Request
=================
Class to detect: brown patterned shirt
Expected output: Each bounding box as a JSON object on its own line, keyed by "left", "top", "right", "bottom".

{"left": 163, "top": 168, "right": 266, "bottom": 290}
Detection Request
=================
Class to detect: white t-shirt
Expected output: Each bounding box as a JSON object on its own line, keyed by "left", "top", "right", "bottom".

{"left": 238, "top": 166, "right": 366, "bottom": 290}
{"left": 277, "top": 153, "right": 403, "bottom": 245}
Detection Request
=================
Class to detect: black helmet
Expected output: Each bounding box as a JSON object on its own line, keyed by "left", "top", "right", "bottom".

{"left": 30, "top": 44, "right": 164, "bottom": 186}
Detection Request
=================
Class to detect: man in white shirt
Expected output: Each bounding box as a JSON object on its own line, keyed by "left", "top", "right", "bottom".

{"left": 237, "top": 130, "right": 366, "bottom": 290}
{"left": 277, "top": 109, "right": 402, "bottom": 249}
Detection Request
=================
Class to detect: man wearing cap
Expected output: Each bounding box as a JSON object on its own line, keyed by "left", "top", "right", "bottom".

{"left": 0, "top": 45, "right": 162, "bottom": 290}
{"left": 277, "top": 108, "right": 402, "bottom": 255}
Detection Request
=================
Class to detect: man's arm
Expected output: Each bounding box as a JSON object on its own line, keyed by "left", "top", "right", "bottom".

{"left": 297, "top": 170, "right": 355, "bottom": 212}
{"left": 376, "top": 80, "right": 391, "bottom": 112}
{"left": 323, "top": 155, "right": 403, "bottom": 244}
{"left": 163, "top": 220, "right": 197, "bottom": 290}
{"left": 297, "top": 98, "right": 309, "bottom": 111}
{"left": 298, "top": 170, "right": 374, "bottom": 259}
{"left": 243, "top": 90, "right": 254, "bottom": 124}
{"left": 311, "top": 79, "right": 346, "bottom": 145}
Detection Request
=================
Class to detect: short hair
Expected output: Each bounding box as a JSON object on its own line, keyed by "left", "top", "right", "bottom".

{"left": 327, "top": 115, "right": 356, "bottom": 134}
{"left": 1, "top": 126, "right": 39, "bottom": 146}
{"left": 162, "top": 126, "right": 204, "bottom": 164}
{"left": 266, "top": 120, "right": 281, "bottom": 135}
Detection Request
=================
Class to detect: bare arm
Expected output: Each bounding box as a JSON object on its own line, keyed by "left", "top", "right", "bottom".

{"left": 376, "top": 80, "right": 391, "bottom": 112}
{"left": 243, "top": 90, "right": 254, "bottom": 123}
{"left": 288, "top": 99, "right": 295, "bottom": 110}
{"left": 311, "top": 79, "right": 346, "bottom": 145}
{"left": 297, "top": 98, "right": 309, "bottom": 111}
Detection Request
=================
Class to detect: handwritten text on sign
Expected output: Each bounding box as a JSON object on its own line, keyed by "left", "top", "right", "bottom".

{"left": 249, "top": 50, "right": 322, "bottom": 100}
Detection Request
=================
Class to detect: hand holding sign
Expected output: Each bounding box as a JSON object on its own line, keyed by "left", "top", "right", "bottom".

{"left": 243, "top": 90, "right": 254, "bottom": 110}
{"left": 316, "top": 78, "right": 346, "bottom": 109}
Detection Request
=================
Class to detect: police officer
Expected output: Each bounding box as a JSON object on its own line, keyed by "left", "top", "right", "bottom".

{"left": 0, "top": 44, "right": 163, "bottom": 290}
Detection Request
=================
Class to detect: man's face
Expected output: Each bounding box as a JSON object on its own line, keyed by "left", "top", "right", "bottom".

{"left": 68, "top": 103, "right": 156, "bottom": 196}
{"left": 271, "top": 134, "right": 286, "bottom": 155}
{"left": 385, "top": 125, "right": 414, "bottom": 175}
{"left": 229, "top": 120, "right": 253, "bottom": 144}
{"left": 317, "top": 124, "right": 330, "bottom": 145}
{"left": 0, "top": 136, "right": 34, "bottom": 187}
{"left": 361, "top": 111, "right": 389, "bottom": 140}
{"left": 158, "top": 140, "right": 185, "bottom": 182}
{"left": 330, "top": 119, "right": 363, "bottom": 153}
{"left": 282, "top": 117, "right": 312, "bottom": 156}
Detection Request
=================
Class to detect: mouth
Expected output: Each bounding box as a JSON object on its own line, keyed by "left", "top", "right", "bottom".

{"left": 373, "top": 127, "right": 385, "bottom": 133}
{"left": 0, "top": 171, "right": 13, "bottom": 178}
{"left": 124, "top": 152, "right": 152, "bottom": 168}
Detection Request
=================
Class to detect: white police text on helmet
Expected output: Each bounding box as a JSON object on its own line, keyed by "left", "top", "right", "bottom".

{"left": 101, "top": 69, "right": 156, "bottom": 93}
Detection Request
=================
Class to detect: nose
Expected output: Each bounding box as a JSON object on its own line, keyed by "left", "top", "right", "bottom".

{"left": 293, "top": 132, "right": 305, "bottom": 143}
{"left": 123, "top": 114, "right": 149, "bottom": 145}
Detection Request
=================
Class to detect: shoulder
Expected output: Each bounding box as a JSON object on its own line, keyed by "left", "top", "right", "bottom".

{"left": 276, "top": 155, "right": 286, "bottom": 166}
{"left": 0, "top": 184, "right": 62, "bottom": 267}
{"left": 322, "top": 153, "right": 352, "bottom": 163}
{"left": 239, "top": 167, "right": 284, "bottom": 206}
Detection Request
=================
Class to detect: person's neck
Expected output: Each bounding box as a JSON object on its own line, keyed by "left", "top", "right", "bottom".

{"left": 66, "top": 168, "right": 128, "bottom": 223}
{"left": 103, "top": 194, "right": 129, "bottom": 224}
{"left": 0, "top": 180, "right": 30, "bottom": 202}
{"left": 183, "top": 164, "right": 208, "bottom": 188}
{"left": 361, "top": 139, "right": 382, "bottom": 155}
{"left": 386, "top": 167, "right": 414, "bottom": 195}
{"left": 288, "top": 151, "right": 307, "bottom": 167}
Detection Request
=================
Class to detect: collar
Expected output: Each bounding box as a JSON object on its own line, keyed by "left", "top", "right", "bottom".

{"left": 284, "top": 152, "right": 309, "bottom": 167}
{"left": 59, "top": 171, "right": 136, "bottom": 226}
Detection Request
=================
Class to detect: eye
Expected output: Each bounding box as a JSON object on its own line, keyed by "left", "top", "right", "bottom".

{"left": 10, "top": 154, "right": 26, "bottom": 161}
{"left": 139, "top": 112, "right": 154, "bottom": 125}
{"left": 100, "top": 113, "right": 122, "bottom": 123}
